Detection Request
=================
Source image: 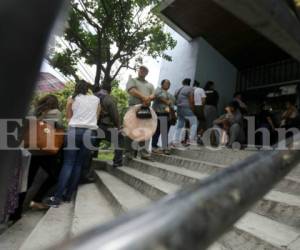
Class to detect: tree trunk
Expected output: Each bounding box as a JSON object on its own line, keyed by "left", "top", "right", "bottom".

{"left": 94, "top": 63, "right": 101, "bottom": 92}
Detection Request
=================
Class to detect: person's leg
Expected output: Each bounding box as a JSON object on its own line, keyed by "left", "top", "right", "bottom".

{"left": 65, "top": 129, "right": 92, "bottom": 199}
{"left": 139, "top": 140, "right": 151, "bottom": 159}
{"left": 80, "top": 130, "right": 100, "bottom": 181}
{"left": 186, "top": 115, "right": 198, "bottom": 143}
{"left": 107, "top": 127, "right": 122, "bottom": 166}
{"left": 124, "top": 135, "right": 135, "bottom": 160}
{"left": 229, "top": 123, "right": 241, "bottom": 146}
{"left": 54, "top": 128, "right": 78, "bottom": 201}
{"left": 174, "top": 110, "right": 185, "bottom": 143}
{"left": 160, "top": 115, "right": 169, "bottom": 150}
{"left": 32, "top": 155, "right": 58, "bottom": 203}
{"left": 112, "top": 130, "right": 124, "bottom": 166}
{"left": 152, "top": 114, "right": 161, "bottom": 149}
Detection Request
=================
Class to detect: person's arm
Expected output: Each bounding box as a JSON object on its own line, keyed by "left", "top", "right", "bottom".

{"left": 189, "top": 93, "right": 195, "bottom": 111}
{"left": 267, "top": 116, "right": 275, "bottom": 130}
{"left": 128, "top": 88, "right": 147, "bottom": 103}
{"left": 66, "top": 97, "right": 73, "bottom": 123}
{"left": 201, "top": 90, "right": 207, "bottom": 105}
{"left": 156, "top": 90, "right": 171, "bottom": 106}
{"left": 96, "top": 103, "right": 101, "bottom": 120}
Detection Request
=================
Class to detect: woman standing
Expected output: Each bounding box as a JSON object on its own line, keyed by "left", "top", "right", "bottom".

{"left": 10, "top": 95, "right": 63, "bottom": 219}
{"left": 45, "top": 80, "right": 100, "bottom": 207}
{"left": 204, "top": 81, "right": 219, "bottom": 130}
{"left": 152, "top": 79, "right": 175, "bottom": 154}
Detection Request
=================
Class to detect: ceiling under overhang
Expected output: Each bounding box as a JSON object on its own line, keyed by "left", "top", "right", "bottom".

{"left": 161, "top": 0, "right": 291, "bottom": 69}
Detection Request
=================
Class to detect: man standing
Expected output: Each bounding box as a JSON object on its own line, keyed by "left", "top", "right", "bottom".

{"left": 95, "top": 84, "right": 124, "bottom": 167}
{"left": 125, "top": 66, "right": 155, "bottom": 161}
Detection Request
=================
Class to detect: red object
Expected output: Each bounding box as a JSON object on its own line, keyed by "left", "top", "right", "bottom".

{"left": 36, "top": 72, "right": 65, "bottom": 93}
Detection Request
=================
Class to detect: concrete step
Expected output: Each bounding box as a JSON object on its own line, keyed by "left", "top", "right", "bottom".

{"left": 71, "top": 183, "right": 115, "bottom": 237}
{"left": 0, "top": 210, "right": 45, "bottom": 250}
{"left": 95, "top": 170, "right": 151, "bottom": 213}
{"left": 129, "top": 158, "right": 209, "bottom": 186}
{"left": 112, "top": 167, "right": 179, "bottom": 200}
{"left": 152, "top": 153, "right": 300, "bottom": 196}
{"left": 152, "top": 153, "right": 225, "bottom": 174}
{"left": 112, "top": 163, "right": 300, "bottom": 249}
{"left": 276, "top": 175, "right": 300, "bottom": 196}
{"left": 19, "top": 202, "right": 74, "bottom": 250}
{"left": 233, "top": 212, "right": 300, "bottom": 249}
{"left": 130, "top": 159, "right": 300, "bottom": 229}
{"left": 172, "top": 147, "right": 254, "bottom": 165}
{"left": 208, "top": 242, "right": 228, "bottom": 250}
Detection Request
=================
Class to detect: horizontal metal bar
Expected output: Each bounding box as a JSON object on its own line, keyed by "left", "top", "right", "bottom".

{"left": 53, "top": 136, "right": 300, "bottom": 250}
{"left": 246, "top": 79, "right": 300, "bottom": 90}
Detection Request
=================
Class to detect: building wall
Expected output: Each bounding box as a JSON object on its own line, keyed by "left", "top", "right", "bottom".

{"left": 158, "top": 27, "right": 200, "bottom": 94}
{"left": 195, "top": 37, "right": 238, "bottom": 113}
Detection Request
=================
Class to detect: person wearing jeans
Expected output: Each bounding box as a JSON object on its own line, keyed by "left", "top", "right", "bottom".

{"left": 174, "top": 107, "right": 198, "bottom": 145}
{"left": 45, "top": 80, "right": 100, "bottom": 207}
{"left": 174, "top": 78, "right": 198, "bottom": 145}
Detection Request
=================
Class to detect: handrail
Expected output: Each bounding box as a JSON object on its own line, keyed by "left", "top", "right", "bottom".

{"left": 52, "top": 137, "right": 300, "bottom": 250}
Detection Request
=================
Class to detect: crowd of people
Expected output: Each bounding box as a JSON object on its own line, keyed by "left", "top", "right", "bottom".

{"left": 5, "top": 65, "right": 300, "bottom": 223}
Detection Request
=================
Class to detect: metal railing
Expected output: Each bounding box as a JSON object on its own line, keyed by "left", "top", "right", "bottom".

{"left": 53, "top": 139, "right": 300, "bottom": 250}
{"left": 237, "top": 59, "right": 300, "bottom": 91}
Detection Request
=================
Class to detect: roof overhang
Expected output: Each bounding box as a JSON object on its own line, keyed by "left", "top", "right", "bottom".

{"left": 159, "top": 0, "right": 300, "bottom": 69}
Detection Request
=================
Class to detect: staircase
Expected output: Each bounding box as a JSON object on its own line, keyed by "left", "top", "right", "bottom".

{"left": 1, "top": 147, "right": 300, "bottom": 250}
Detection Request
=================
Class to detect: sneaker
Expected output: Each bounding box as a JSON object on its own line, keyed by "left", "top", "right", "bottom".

{"left": 152, "top": 148, "right": 163, "bottom": 155}
{"left": 44, "top": 197, "right": 61, "bottom": 208}
{"left": 163, "top": 149, "right": 171, "bottom": 155}
{"left": 170, "top": 142, "right": 182, "bottom": 148}
{"left": 113, "top": 162, "right": 123, "bottom": 168}
{"left": 141, "top": 155, "right": 155, "bottom": 162}
{"left": 29, "top": 201, "right": 49, "bottom": 210}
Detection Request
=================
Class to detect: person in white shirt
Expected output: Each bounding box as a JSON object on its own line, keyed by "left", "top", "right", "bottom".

{"left": 193, "top": 80, "right": 206, "bottom": 138}
{"left": 45, "top": 80, "right": 100, "bottom": 208}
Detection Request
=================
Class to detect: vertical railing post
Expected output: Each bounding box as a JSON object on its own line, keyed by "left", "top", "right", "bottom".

{"left": 0, "top": 0, "right": 68, "bottom": 222}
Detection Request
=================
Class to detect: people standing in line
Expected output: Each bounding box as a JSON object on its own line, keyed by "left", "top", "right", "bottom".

{"left": 204, "top": 81, "right": 219, "bottom": 130}
{"left": 125, "top": 66, "right": 155, "bottom": 161}
{"left": 94, "top": 84, "right": 124, "bottom": 168}
{"left": 45, "top": 80, "right": 100, "bottom": 207}
{"left": 193, "top": 80, "right": 206, "bottom": 140}
{"left": 152, "top": 79, "right": 175, "bottom": 155}
{"left": 174, "top": 78, "right": 198, "bottom": 146}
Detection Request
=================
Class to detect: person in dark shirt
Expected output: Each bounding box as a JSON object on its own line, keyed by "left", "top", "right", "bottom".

{"left": 95, "top": 84, "right": 123, "bottom": 167}
{"left": 257, "top": 102, "right": 276, "bottom": 146}
{"left": 204, "top": 81, "right": 219, "bottom": 129}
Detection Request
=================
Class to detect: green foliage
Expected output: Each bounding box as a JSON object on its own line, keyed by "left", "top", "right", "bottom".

{"left": 111, "top": 87, "right": 129, "bottom": 120}
{"left": 52, "top": 83, "right": 75, "bottom": 127}
{"left": 49, "top": 0, "right": 176, "bottom": 87}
